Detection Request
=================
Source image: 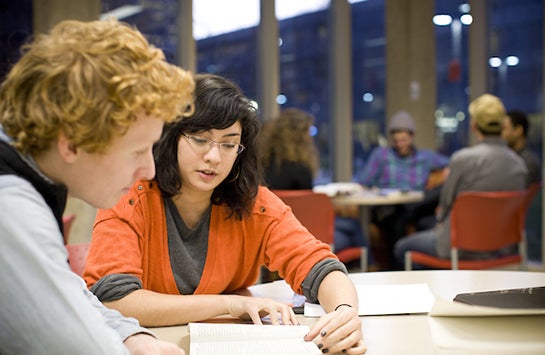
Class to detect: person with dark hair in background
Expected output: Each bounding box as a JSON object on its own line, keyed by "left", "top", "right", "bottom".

{"left": 0, "top": 19, "right": 194, "bottom": 354}
{"left": 84, "top": 74, "right": 366, "bottom": 355}
{"left": 502, "top": 110, "right": 541, "bottom": 187}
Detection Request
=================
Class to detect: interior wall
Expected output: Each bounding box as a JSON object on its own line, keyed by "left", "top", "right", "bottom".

{"left": 386, "top": 0, "right": 436, "bottom": 150}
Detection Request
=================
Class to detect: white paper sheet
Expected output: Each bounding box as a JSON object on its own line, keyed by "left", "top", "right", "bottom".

{"left": 304, "top": 283, "right": 435, "bottom": 317}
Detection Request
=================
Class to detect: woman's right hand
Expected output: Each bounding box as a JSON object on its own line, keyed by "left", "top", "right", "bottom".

{"left": 226, "top": 295, "right": 299, "bottom": 325}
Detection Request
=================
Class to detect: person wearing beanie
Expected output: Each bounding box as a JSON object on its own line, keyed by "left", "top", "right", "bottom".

{"left": 394, "top": 94, "right": 527, "bottom": 266}
{"left": 359, "top": 110, "right": 449, "bottom": 269}
{"left": 360, "top": 110, "right": 448, "bottom": 192}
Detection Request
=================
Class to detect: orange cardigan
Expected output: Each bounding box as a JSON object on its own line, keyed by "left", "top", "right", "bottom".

{"left": 84, "top": 181, "right": 336, "bottom": 296}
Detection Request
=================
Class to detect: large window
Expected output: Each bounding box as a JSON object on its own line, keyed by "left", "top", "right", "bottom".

{"left": 351, "top": 0, "right": 386, "bottom": 179}
{"left": 0, "top": 0, "right": 32, "bottom": 81}
{"left": 488, "top": 0, "right": 543, "bottom": 156}
{"left": 194, "top": 0, "right": 259, "bottom": 98}
{"left": 434, "top": 0, "right": 471, "bottom": 156}
{"left": 488, "top": 0, "right": 543, "bottom": 262}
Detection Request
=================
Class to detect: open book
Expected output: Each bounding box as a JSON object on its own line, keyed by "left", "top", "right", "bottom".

{"left": 189, "top": 322, "right": 320, "bottom": 355}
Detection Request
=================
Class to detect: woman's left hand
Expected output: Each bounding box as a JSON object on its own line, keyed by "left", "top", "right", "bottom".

{"left": 304, "top": 305, "right": 366, "bottom": 354}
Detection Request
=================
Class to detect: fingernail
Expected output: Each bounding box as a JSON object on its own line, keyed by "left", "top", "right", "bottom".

{"left": 317, "top": 344, "right": 323, "bottom": 349}
{"left": 322, "top": 349, "right": 329, "bottom": 354}
{"left": 320, "top": 330, "right": 327, "bottom": 336}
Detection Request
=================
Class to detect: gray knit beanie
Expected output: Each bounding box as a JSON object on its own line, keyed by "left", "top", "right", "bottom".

{"left": 388, "top": 110, "right": 416, "bottom": 134}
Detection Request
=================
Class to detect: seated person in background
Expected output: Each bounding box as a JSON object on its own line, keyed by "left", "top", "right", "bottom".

{"left": 394, "top": 94, "right": 527, "bottom": 267}
{"left": 259, "top": 108, "right": 318, "bottom": 190}
{"left": 84, "top": 74, "right": 366, "bottom": 355}
{"left": 502, "top": 110, "right": 542, "bottom": 187}
{"left": 359, "top": 110, "right": 449, "bottom": 268}
{"left": 503, "top": 110, "right": 543, "bottom": 263}
{"left": 0, "top": 19, "right": 194, "bottom": 354}
{"left": 260, "top": 108, "right": 368, "bottom": 258}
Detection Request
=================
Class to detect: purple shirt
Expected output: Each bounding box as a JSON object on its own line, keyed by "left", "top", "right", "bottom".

{"left": 359, "top": 146, "right": 449, "bottom": 191}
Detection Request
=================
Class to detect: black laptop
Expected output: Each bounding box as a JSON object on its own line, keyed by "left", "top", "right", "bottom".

{"left": 454, "top": 286, "right": 545, "bottom": 309}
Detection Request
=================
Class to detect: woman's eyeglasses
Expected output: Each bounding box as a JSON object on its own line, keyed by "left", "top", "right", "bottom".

{"left": 181, "top": 133, "right": 245, "bottom": 156}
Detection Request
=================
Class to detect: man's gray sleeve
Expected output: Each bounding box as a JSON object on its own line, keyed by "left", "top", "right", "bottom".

{"left": 0, "top": 176, "right": 150, "bottom": 355}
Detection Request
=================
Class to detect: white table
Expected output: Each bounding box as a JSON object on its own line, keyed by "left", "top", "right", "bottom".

{"left": 332, "top": 189, "right": 424, "bottom": 266}
{"left": 152, "top": 270, "right": 545, "bottom": 354}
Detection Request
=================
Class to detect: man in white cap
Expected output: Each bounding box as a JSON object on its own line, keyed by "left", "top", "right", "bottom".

{"left": 394, "top": 94, "right": 527, "bottom": 266}
{"left": 359, "top": 110, "right": 449, "bottom": 269}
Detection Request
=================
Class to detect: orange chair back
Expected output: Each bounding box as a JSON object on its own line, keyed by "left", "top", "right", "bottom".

{"left": 406, "top": 190, "right": 527, "bottom": 270}
{"left": 450, "top": 190, "right": 526, "bottom": 251}
{"left": 272, "top": 189, "right": 368, "bottom": 271}
{"left": 272, "top": 189, "right": 335, "bottom": 245}
{"left": 521, "top": 182, "right": 541, "bottom": 216}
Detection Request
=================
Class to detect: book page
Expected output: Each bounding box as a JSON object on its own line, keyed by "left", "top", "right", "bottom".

{"left": 191, "top": 339, "right": 321, "bottom": 355}
{"left": 189, "top": 323, "right": 320, "bottom": 355}
{"left": 189, "top": 322, "right": 309, "bottom": 341}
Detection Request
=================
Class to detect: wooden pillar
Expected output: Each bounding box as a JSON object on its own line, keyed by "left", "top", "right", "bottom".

{"left": 258, "top": 0, "right": 279, "bottom": 121}
{"left": 386, "top": 0, "right": 436, "bottom": 150}
{"left": 177, "top": 0, "right": 196, "bottom": 73}
{"left": 33, "top": 0, "right": 100, "bottom": 33}
{"left": 330, "top": 0, "right": 353, "bottom": 182}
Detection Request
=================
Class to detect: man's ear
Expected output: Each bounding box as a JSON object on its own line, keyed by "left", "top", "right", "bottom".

{"left": 57, "top": 132, "right": 79, "bottom": 163}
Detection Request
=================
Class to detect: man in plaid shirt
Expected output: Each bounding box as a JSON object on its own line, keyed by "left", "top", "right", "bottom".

{"left": 359, "top": 111, "right": 449, "bottom": 269}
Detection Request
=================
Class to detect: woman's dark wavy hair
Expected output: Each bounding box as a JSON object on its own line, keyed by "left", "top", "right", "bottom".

{"left": 154, "top": 73, "right": 263, "bottom": 220}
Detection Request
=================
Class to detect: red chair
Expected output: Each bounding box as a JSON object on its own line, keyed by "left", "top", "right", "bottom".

{"left": 62, "top": 214, "right": 76, "bottom": 245}
{"left": 66, "top": 243, "right": 90, "bottom": 276}
{"left": 521, "top": 182, "right": 541, "bottom": 216}
{"left": 405, "top": 190, "right": 527, "bottom": 270}
{"left": 273, "top": 189, "right": 367, "bottom": 271}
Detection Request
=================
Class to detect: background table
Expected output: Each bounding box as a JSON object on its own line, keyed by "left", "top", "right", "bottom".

{"left": 332, "top": 189, "right": 424, "bottom": 263}
{"left": 152, "top": 270, "right": 545, "bottom": 354}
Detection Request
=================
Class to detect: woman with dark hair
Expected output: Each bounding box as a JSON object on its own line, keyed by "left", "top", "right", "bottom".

{"left": 84, "top": 74, "right": 366, "bottom": 354}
